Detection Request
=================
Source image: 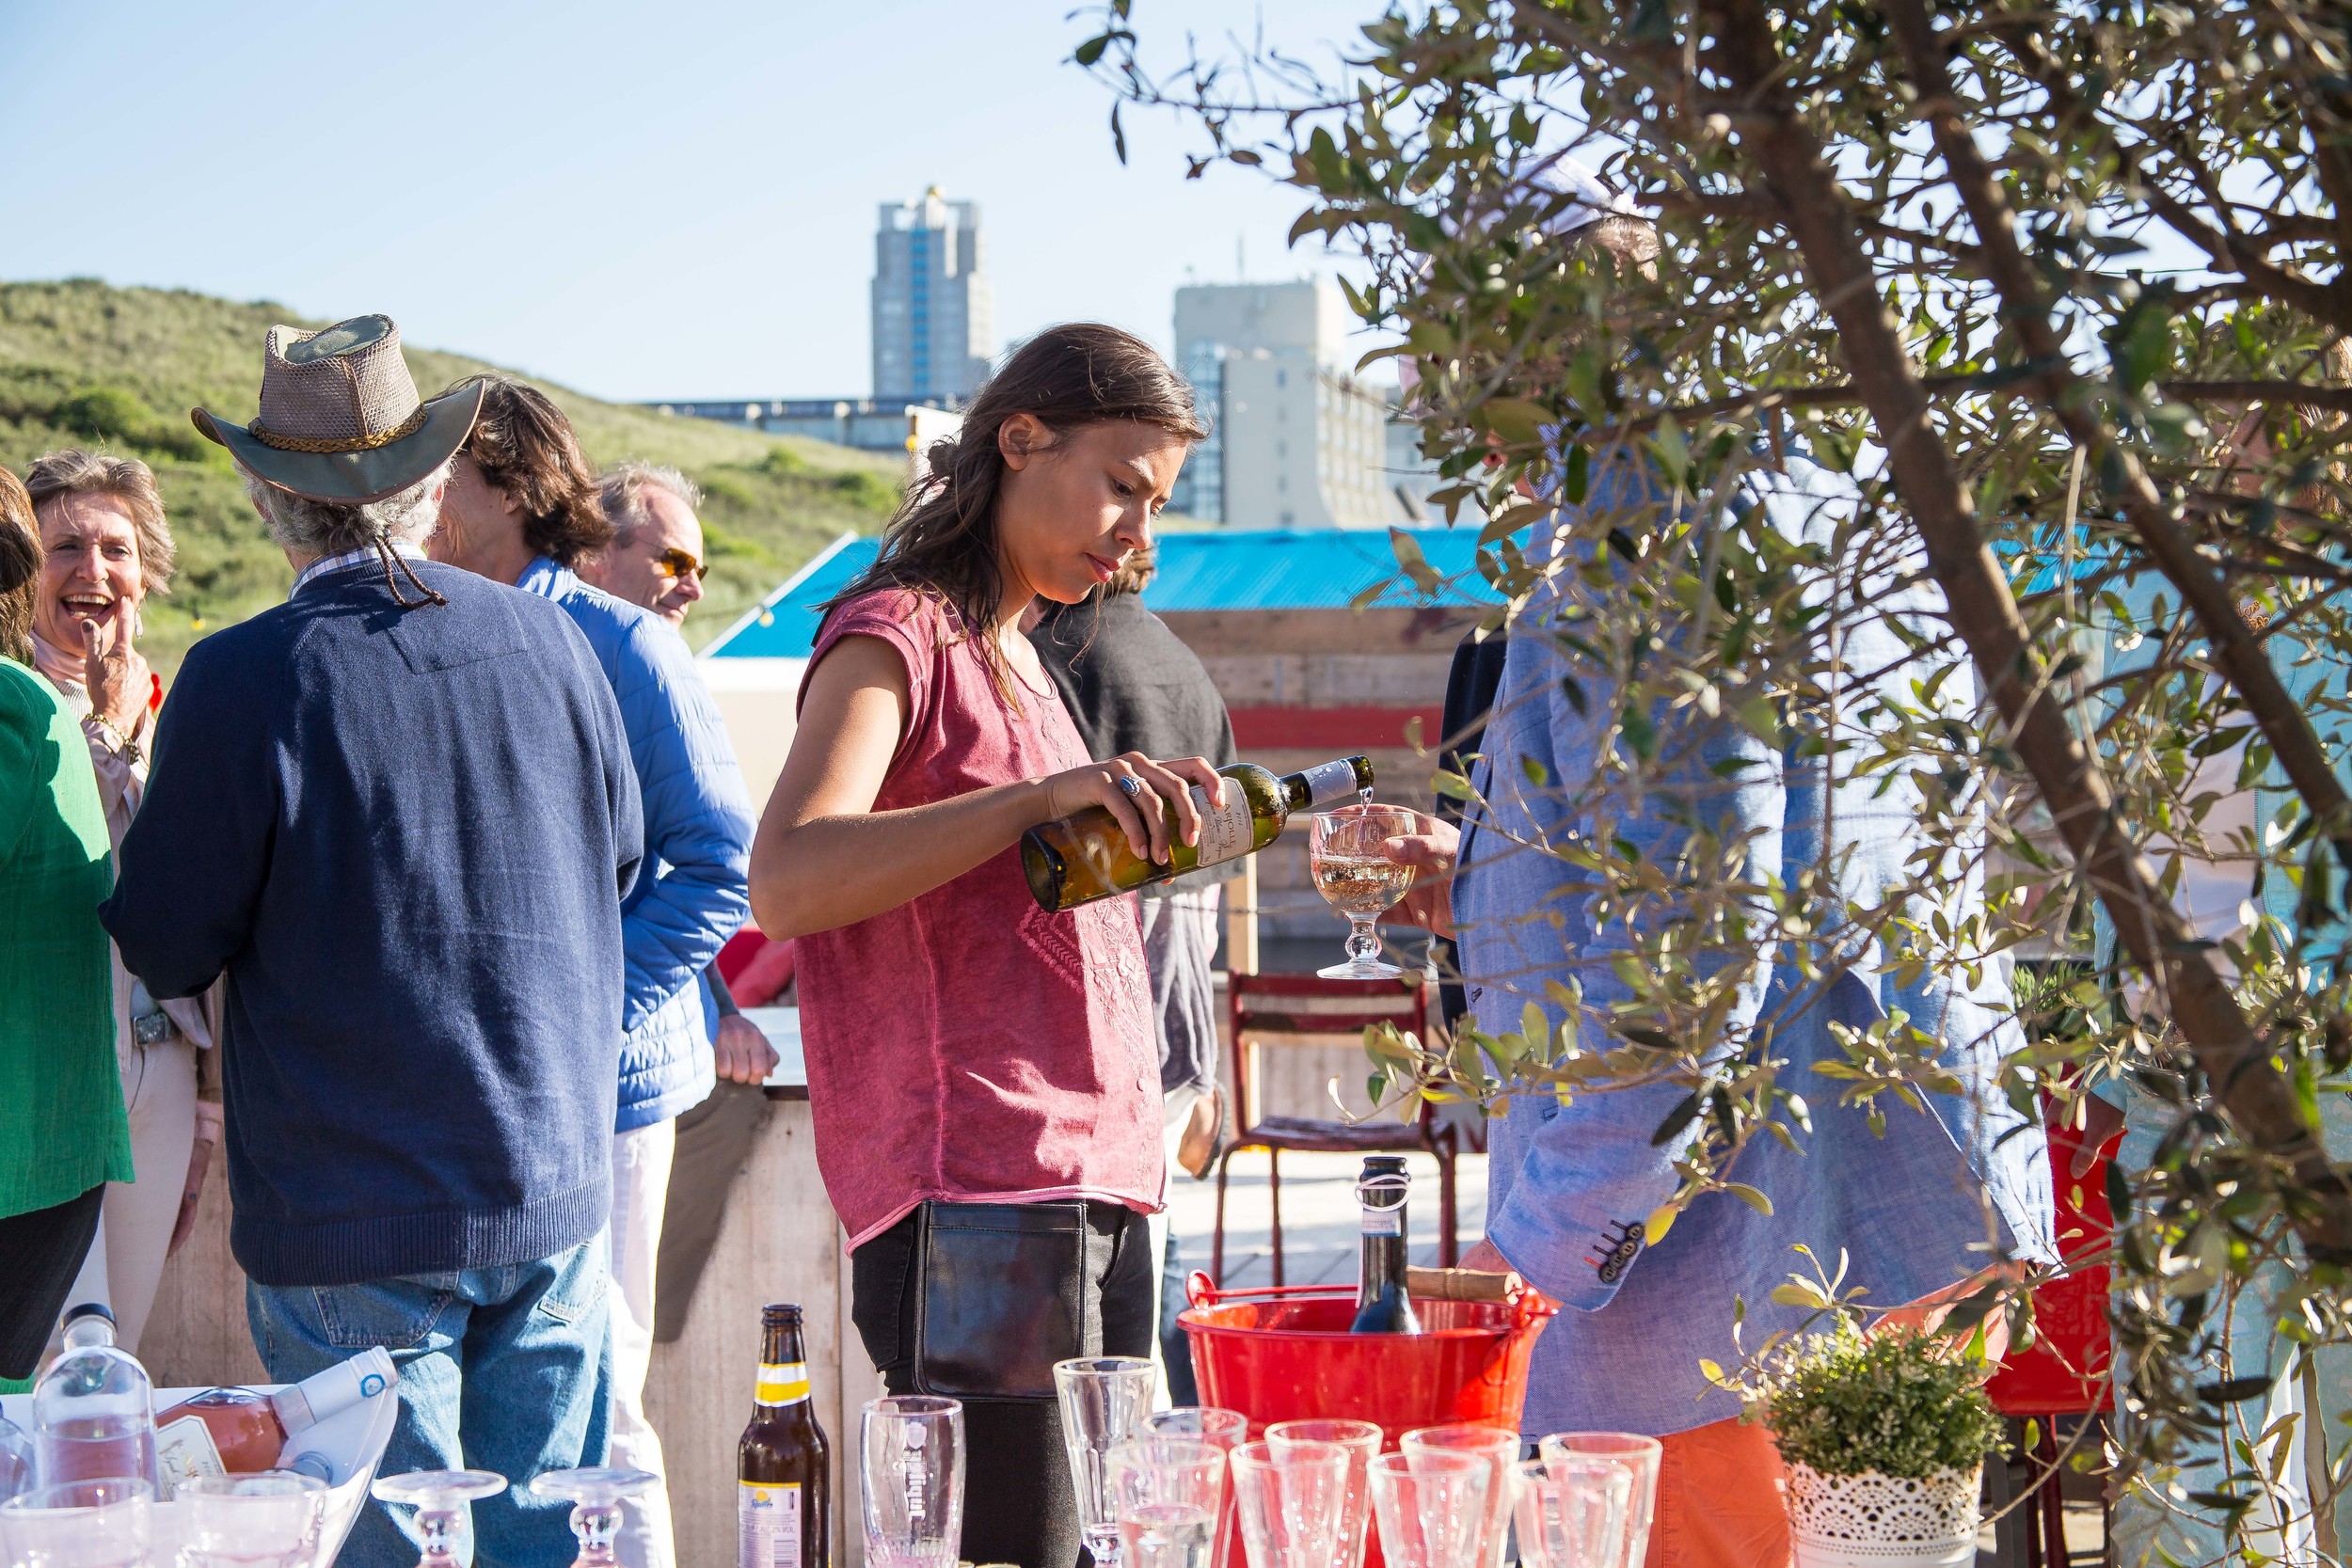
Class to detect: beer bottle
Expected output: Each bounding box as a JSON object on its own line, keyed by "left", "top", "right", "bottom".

{"left": 1350, "top": 1156, "right": 1422, "bottom": 1335}
{"left": 739, "top": 1304, "right": 830, "bottom": 1568}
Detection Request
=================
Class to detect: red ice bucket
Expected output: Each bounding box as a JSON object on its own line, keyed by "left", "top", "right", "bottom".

{"left": 1178, "top": 1272, "right": 1556, "bottom": 1568}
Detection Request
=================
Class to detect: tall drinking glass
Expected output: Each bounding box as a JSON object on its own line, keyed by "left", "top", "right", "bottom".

{"left": 1264, "top": 1419, "right": 1380, "bottom": 1568}
{"left": 1054, "top": 1356, "right": 1157, "bottom": 1568}
{"left": 1511, "top": 1457, "right": 1631, "bottom": 1568}
{"left": 0, "top": 1477, "right": 152, "bottom": 1568}
{"left": 1106, "top": 1438, "right": 1224, "bottom": 1568}
{"left": 1141, "top": 1410, "right": 1248, "bottom": 1568}
{"left": 1309, "top": 806, "right": 1416, "bottom": 979}
{"left": 370, "top": 1469, "right": 507, "bottom": 1568}
{"left": 1228, "top": 1441, "right": 1348, "bottom": 1568}
{"left": 181, "top": 1471, "right": 329, "bottom": 1568}
{"left": 529, "top": 1468, "right": 658, "bottom": 1568}
{"left": 861, "top": 1396, "right": 964, "bottom": 1568}
{"left": 1537, "top": 1434, "right": 1661, "bottom": 1568}
{"left": 1367, "top": 1450, "right": 1489, "bottom": 1568}
{"left": 1401, "top": 1426, "right": 1517, "bottom": 1568}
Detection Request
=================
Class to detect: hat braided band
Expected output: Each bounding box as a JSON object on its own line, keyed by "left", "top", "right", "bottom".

{"left": 246, "top": 404, "right": 429, "bottom": 453}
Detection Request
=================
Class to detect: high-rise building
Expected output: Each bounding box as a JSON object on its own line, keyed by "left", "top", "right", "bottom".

{"left": 1168, "top": 278, "right": 1408, "bottom": 528}
{"left": 872, "top": 188, "right": 993, "bottom": 402}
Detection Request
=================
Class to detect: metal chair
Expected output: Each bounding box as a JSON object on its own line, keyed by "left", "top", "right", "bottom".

{"left": 1986, "top": 1095, "right": 2118, "bottom": 1568}
{"left": 1211, "top": 972, "right": 1454, "bottom": 1285}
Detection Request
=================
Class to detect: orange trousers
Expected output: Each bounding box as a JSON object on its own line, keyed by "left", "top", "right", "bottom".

{"left": 1643, "top": 1416, "right": 1792, "bottom": 1568}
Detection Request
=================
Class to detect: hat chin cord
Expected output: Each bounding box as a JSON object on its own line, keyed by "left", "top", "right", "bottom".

{"left": 373, "top": 524, "right": 447, "bottom": 609}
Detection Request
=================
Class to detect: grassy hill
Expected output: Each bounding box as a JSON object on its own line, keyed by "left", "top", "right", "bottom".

{"left": 0, "top": 279, "right": 903, "bottom": 672}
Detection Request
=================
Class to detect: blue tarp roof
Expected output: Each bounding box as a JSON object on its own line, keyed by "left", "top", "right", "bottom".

{"left": 705, "top": 527, "right": 1499, "bottom": 659}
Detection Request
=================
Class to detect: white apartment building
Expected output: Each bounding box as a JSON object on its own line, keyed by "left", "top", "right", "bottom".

{"left": 872, "top": 188, "right": 993, "bottom": 402}
{"left": 1170, "top": 277, "right": 1414, "bottom": 528}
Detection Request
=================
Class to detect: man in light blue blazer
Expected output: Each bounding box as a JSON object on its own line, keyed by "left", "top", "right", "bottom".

{"left": 1392, "top": 442, "right": 2054, "bottom": 1567}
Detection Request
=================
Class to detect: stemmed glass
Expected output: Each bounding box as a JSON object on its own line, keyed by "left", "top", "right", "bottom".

{"left": 1512, "top": 1456, "right": 1631, "bottom": 1568}
{"left": 0, "top": 1477, "right": 152, "bottom": 1568}
{"left": 1054, "top": 1357, "right": 1157, "bottom": 1568}
{"left": 1366, "top": 1450, "right": 1490, "bottom": 1568}
{"left": 862, "top": 1396, "right": 964, "bottom": 1568}
{"left": 1401, "top": 1427, "right": 1517, "bottom": 1568}
{"left": 1537, "top": 1434, "right": 1661, "bottom": 1568}
{"left": 529, "top": 1467, "right": 658, "bottom": 1568}
{"left": 1105, "top": 1437, "right": 1225, "bottom": 1568}
{"left": 1264, "top": 1419, "right": 1380, "bottom": 1568}
{"left": 181, "top": 1471, "right": 330, "bottom": 1568}
{"left": 1227, "top": 1441, "right": 1348, "bottom": 1568}
{"left": 1141, "top": 1410, "right": 1248, "bottom": 1568}
{"left": 1309, "top": 806, "right": 1417, "bottom": 979}
{"left": 371, "top": 1469, "right": 507, "bottom": 1568}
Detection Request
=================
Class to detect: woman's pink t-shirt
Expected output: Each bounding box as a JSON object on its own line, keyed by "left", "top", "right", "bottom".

{"left": 794, "top": 588, "right": 1164, "bottom": 1247}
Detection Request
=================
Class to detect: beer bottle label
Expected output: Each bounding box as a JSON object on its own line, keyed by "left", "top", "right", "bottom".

{"left": 739, "top": 1481, "right": 803, "bottom": 1568}
{"left": 755, "top": 1360, "right": 811, "bottom": 1406}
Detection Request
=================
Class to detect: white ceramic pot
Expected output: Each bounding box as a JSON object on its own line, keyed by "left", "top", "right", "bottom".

{"left": 1785, "top": 1461, "right": 1982, "bottom": 1568}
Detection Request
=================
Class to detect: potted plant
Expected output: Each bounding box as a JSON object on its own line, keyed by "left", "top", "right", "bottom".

{"left": 1752, "top": 1323, "right": 2004, "bottom": 1568}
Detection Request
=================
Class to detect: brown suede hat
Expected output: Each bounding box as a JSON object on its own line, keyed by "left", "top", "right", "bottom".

{"left": 192, "top": 315, "right": 484, "bottom": 504}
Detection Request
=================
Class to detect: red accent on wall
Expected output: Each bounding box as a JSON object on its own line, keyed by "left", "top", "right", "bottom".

{"left": 1227, "top": 705, "right": 1442, "bottom": 752}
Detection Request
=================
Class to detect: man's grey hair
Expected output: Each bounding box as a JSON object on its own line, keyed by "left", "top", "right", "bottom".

{"left": 597, "top": 462, "right": 701, "bottom": 546}
{"left": 243, "top": 461, "right": 449, "bottom": 557}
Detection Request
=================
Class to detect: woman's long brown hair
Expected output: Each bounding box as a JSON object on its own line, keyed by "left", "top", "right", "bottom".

{"left": 0, "top": 468, "right": 42, "bottom": 666}
{"left": 824, "top": 323, "right": 1204, "bottom": 694}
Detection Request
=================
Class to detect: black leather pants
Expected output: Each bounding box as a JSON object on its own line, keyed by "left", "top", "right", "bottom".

{"left": 850, "top": 1200, "right": 1157, "bottom": 1568}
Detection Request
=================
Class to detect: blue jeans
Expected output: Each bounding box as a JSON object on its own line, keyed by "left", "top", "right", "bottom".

{"left": 247, "top": 1234, "right": 612, "bottom": 1568}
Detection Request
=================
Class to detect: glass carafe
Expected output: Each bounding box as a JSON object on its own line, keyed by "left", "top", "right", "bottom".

{"left": 31, "top": 1306, "right": 158, "bottom": 1490}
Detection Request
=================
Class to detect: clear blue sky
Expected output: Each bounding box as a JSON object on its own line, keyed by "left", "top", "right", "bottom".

{"left": 0, "top": 0, "right": 1380, "bottom": 402}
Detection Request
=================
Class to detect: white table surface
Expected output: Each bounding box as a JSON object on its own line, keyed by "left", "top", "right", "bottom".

{"left": 744, "top": 1005, "right": 806, "bottom": 1094}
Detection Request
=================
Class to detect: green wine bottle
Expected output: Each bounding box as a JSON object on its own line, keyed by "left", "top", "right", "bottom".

{"left": 1021, "top": 755, "right": 1375, "bottom": 911}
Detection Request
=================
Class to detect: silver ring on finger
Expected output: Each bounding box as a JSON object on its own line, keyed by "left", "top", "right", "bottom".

{"left": 1117, "top": 775, "right": 1146, "bottom": 800}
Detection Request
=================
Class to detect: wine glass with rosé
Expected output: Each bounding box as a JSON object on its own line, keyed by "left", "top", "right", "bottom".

{"left": 1308, "top": 805, "right": 1418, "bottom": 979}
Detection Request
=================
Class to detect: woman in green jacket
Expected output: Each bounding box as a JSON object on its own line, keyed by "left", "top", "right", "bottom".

{"left": 0, "top": 464, "right": 128, "bottom": 1386}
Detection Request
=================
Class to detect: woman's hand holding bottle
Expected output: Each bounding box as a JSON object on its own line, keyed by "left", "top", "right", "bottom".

{"left": 1037, "top": 752, "right": 1229, "bottom": 866}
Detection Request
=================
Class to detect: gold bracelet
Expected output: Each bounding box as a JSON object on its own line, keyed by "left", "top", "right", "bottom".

{"left": 88, "top": 714, "right": 142, "bottom": 766}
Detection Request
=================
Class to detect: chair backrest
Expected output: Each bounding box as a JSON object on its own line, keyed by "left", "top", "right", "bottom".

{"left": 1227, "top": 972, "right": 1429, "bottom": 1132}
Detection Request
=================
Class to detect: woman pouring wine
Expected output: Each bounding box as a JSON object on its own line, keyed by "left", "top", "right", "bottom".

{"left": 748, "top": 324, "right": 1225, "bottom": 1568}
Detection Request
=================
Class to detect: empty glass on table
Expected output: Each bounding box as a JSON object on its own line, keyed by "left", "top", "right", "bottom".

{"left": 1054, "top": 1356, "right": 1157, "bottom": 1568}
{"left": 1228, "top": 1440, "right": 1349, "bottom": 1568}
{"left": 1105, "top": 1436, "right": 1225, "bottom": 1568}
{"left": 529, "top": 1467, "right": 657, "bottom": 1568}
{"left": 0, "top": 1477, "right": 152, "bottom": 1568}
{"left": 1264, "top": 1418, "right": 1380, "bottom": 1568}
{"left": 370, "top": 1469, "right": 506, "bottom": 1568}
{"left": 181, "top": 1471, "right": 330, "bottom": 1568}
{"left": 1401, "top": 1426, "right": 1516, "bottom": 1568}
{"left": 1367, "top": 1449, "right": 1489, "bottom": 1568}
{"left": 1140, "top": 1409, "right": 1247, "bottom": 1568}
{"left": 1537, "top": 1434, "right": 1661, "bottom": 1568}
{"left": 861, "top": 1396, "right": 964, "bottom": 1568}
{"left": 1512, "top": 1456, "right": 1632, "bottom": 1568}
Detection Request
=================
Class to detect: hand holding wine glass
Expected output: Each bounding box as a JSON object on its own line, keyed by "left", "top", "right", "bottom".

{"left": 1309, "top": 805, "right": 1422, "bottom": 979}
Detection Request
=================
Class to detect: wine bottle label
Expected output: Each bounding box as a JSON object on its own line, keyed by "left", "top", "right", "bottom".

{"left": 755, "top": 1361, "right": 811, "bottom": 1406}
{"left": 739, "top": 1481, "right": 803, "bottom": 1568}
{"left": 1301, "top": 759, "right": 1360, "bottom": 806}
{"left": 1360, "top": 1205, "right": 1402, "bottom": 1236}
{"left": 156, "top": 1414, "right": 226, "bottom": 1501}
{"left": 1190, "top": 784, "right": 1255, "bottom": 868}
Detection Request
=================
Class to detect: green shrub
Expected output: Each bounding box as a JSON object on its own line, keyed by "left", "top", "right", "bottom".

{"left": 831, "top": 468, "right": 902, "bottom": 514}
{"left": 1754, "top": 1323, "right": 2006, "bottom": 1479}
{"left": 56, "top": 385, "right": 156, "bottom": 441}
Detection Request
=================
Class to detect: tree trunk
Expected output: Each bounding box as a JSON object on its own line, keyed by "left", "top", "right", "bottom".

{"left": 1698, "top": 0, "right": 2352, "bottom": 1256}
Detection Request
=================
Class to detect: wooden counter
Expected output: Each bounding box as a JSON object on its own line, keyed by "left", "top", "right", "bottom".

{"left": 139, "top": 1007, "right": 884, "bottom": 1568}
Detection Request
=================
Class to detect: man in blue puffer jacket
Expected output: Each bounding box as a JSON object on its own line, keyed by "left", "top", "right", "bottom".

{"left": 429, "top": 377, "right": 753, "bottom": 1568}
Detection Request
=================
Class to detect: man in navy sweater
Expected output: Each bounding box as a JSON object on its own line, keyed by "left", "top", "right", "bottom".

{"left": 103, "top": 316, "right": 643, "bottom": 1568}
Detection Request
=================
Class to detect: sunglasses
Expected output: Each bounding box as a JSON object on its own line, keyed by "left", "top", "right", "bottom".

{"left": 653, "top": 546, "right": 707, "bottom": 583}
